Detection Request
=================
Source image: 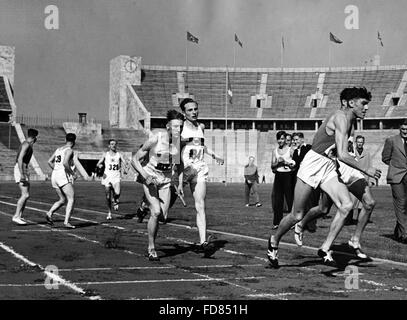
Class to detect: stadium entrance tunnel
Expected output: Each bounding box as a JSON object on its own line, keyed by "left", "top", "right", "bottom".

{"left": 77, "top": 152, "right": 103, "bottom": 177}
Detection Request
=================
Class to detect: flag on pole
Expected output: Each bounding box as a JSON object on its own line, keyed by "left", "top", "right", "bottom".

{"left": 281, "top": 36, "right": 285, "bottom": 50}
{"left": 187, "top": 31, "right": 199, "bottom": 44}
{"left": 227, "top": 71, "right": 233, "bottom": 104}
{"left": 377, "top": 31, "right": 384, "bottom": 47}
{"left": 234, "top": 33, "right": 243, "bottom": 48}
{"left": 329, "top": 32, "right": 343, "bottom": 44}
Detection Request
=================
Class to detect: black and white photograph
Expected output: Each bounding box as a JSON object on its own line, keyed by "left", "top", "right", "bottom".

{"left": 1, "top": 0, "right": 407, "bottom": 309}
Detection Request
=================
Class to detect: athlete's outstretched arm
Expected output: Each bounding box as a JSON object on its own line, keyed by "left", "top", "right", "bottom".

{"left": 334, "top": 115, "right": 381, "bottom": 180}
{"left": 96, "top": 153, "right": 106, "bottom": 168}
{"left": 131, "top": 135, "right": 158, "bottom": 184}
{"left": 204, "top": 145, "right": 224, "bottom": 165}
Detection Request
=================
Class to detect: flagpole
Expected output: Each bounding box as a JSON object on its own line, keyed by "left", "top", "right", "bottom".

{"left": 224, "top": 67, "right": 228, "bottom": 186}
{"left": 280, "top": 35, "right": 284, "bottom": 70}
{"left": 185, "top": 37, "right": 188, "bottom": 89}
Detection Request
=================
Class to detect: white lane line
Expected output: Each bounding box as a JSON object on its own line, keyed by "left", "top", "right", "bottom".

{"left": 0, "top": 206, "right": 262, "bottom": 295}
{"left": 4, "top": 196, "right": 403, "bottom": 269}
{"left": 246, "top": 293, "right": 296, "bottom": 299}
{"left": 3, "top": 199, "right": 405, "bottom": 297}
{"left": 12, "top": 229, "right": 70, "bottom": 232}
{"left": 0, "top": 276, "right": 266, "bottom": 287}
{"left": 0, "top": 239, "right": 102, "bottom": 300}
{"left": 3, "top": 196, "right": 406, "bottom": 269}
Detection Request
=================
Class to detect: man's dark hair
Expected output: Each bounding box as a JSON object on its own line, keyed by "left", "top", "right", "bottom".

{"left": 27, "top": 128, "right": 39, "bottom": 138}
{"left": 355, "top": 135, "right": 365, "bottom": 142}
{"left": 179, "top": 98, "right": 198, "bottom": 112}
{"left": 340, "top": 87, "right": 372, "bottom": 105}
{"left": 293, "top": 132, "right": 304, "bottom": 139}
{"left": 108, "top": 139, "right": 117, "bottom": 144}
{"left": 66, "top": 133, "right": 76, "bottom": 143}
{"left": 276, "top": 130, "right": 286, "bottom": 140}
{"left": 167, "top": 109, "right": 185, "bottom": 122}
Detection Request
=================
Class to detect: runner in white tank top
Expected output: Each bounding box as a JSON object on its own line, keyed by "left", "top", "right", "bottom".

{"left": 96, "top": 139, "right": 127, "bottom": 220}
{"left": 178, "top": 98, "right": 224, "bottom": 258}
{"left": 46, "top": 133, "right": 78, "bottom": 229}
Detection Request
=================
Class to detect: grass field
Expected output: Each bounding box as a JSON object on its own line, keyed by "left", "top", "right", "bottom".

{"left": 0, "top": 181, "right": 407, "bottom": 300}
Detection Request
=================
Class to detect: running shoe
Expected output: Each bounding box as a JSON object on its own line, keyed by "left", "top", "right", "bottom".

{"left": 12, "top": 217, "right": 27, "bottom": 225}
{"left": 348, "top": 240, "right": 371, "bottom": 261}
{"left": 106, "top": 213, "right": 112, "bottom": 220}
{"left": 136, "top": 207, "right": 149, "bottom": 223}
{"left": 112, "top": 201, "right": 119, "bottom": 211}
{"left": 317, "top": 248, "right": 336, "bottom": 266}
{"left": 255, "top": 203, "right": 262, "bottom": 207}
{"left": 45, "top": 213, "right": 54, "bottom": 226}
{"left": 148, "top": 249, "right": 160, "bottom": 261}
{"left": 267, "top": 237, "right": 279, "bottom": 268}
{"left": 294, "top": 223, "right": 303, "bottom": 247}
{"left": 272, "top": 224, "right": 279, "bottom": 230}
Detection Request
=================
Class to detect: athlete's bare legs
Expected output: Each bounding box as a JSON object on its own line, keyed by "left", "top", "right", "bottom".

{"left": 13, "top": 183, "right": 30, "bottom": 223}
{"left": 350, "top": 185, "right": 375, "bottom": 247}
{"left": 61, "top": 183, "right": 75, "bottom": 228}
{"left": 319, "top": 177, "right": 354, "bottom": 252}
{"left": 143, "top": 184, "right": 171, "bottom": 260}
{"left": 47, "top": 187, "right": 67, "bottom": 219}
{"left": 190, "top": 180, "right": 207, "bottom": 244}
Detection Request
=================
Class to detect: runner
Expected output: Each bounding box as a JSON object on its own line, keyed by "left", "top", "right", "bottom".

{"left": 267, "top": 87, "right": 381, "bottom": 267}
{"left": 12, "top": 128, "right": 39, "bottom": 225}
{"left": 294, "top": 150, "right": 376, "bottom": 261}
{"left": 178, "top": 98, "right": 224, "bottom": 257}
{"left": 131, "top": 110, "right": 184, "bottom": 261}
{"left": 46, "top": 133, "right": 89, "bottom": 228}
{"left": 96, "top": 139, "right": 127, "bottom": 220}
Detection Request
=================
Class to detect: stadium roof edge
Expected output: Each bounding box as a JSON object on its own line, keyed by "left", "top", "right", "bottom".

{"left": 142, "top": 64, "right": 407, "bottom": 72}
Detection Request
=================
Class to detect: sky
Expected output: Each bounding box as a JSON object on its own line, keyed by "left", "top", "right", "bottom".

{"left": 1, "top": 0, "right": 407, "bottom": 120}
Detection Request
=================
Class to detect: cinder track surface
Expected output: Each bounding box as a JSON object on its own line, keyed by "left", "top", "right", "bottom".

{"left": 0, "top": 181, "right": 406, "bottom": 300}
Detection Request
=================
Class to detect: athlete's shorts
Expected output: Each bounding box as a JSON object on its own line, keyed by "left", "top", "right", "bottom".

{"left": 336, "top": 160, "right": 365, "bottom": 186}
{"left": 348, "top": 178, "right": 369, "bottom": 201}
{"left": 14, "top": 164, "right": 29, "bottom": 185}
{"left": 51, "top": 170, "right": 73, "bottom": 189}
{"left": 297, "top": 149, "right": 338, "bottom": 189}
{"left": 142, "top": 165, "right": 172, "bottom": 189}
{"left": 183, "top": 163, "right": 209, "bottom": 185}
{"left": 101, "top": 175, "right": 121, "bottom": 187}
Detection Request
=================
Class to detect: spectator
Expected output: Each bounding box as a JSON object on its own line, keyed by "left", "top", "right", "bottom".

{"left": 285, "top": 133, "right": 293, "bottom": 147}
{"left": 353, "top": 135, "right": 374, "bottom": 223}
{"left": 271, "top": 131, "right": 295, "bottom": 229}
{"left": 244, "top": 156, "right": 262, "bottom": 207}
{"left": 382, "top": 120, "right": 407, "bottom": 244}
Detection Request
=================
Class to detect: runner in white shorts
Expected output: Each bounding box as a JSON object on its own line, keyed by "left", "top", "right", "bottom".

{"left": 12, "top": 128, "right": 38, "bottom": 225}
{"left": 293, "top": 146, "right": 377, "bottom": 260}
{"left": 96, "top": 139, "right": 127, "bottom": 220}
{"left": 267, "top": 87, "right": 381, "bottom": 268}
{"left": 132, "top": 110, "right": 184, "bottom": 261}
{"left": 46, "top": 133, "right": 79, "bottom": 229}
{"left": 178, "top": 98, "right": 224, "bottom": 258}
